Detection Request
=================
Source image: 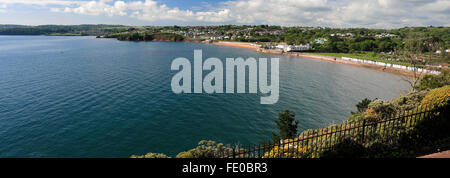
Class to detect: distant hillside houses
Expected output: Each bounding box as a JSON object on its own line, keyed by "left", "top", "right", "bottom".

{"left": 314, "top": 38, "right": 328, "bottom": 44}
{"left": 330, "top": 33, "right": 354, "bottom": 37}
{"left": 210, "top": 36, "right": 231, "bottom": 40}
{"left": 374, "top": 33, "right": 397, "bottom": 38}
{"left": 435, "top": 49, "right": 450, "bottom": 54}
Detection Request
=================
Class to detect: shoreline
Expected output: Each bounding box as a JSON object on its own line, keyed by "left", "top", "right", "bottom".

{"left": 211, "top": 41, "right": 260, "bottom": 50}
{"left": 280, "top": 51, "right": 418, "bottom": 77}
{"left": 210, "top": 41, "right": 422, "bottom": 77}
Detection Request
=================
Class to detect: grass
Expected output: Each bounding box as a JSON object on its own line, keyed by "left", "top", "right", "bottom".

{"left": 421, "top": 52, "right": 450, "bottom": 63}
{"left": 309, "top": 52, "right": 380, "bottom": 60}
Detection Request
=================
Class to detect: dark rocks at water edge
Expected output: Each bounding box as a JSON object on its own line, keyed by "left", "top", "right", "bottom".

{"left": 104, "top": 32, "right": 185, "bottom": 42}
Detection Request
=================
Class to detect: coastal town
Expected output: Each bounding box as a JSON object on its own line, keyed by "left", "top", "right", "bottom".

{"left": 102, "top": 25, "right": 448, "bottom": 66}
{"left": 103, "top": 25, "right": 447, "bottom": 76}
{"left": 1, "top": 24, "right": 448, "bottom": 76}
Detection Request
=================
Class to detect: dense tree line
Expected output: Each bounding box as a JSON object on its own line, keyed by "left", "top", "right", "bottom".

{"left": 0, "top": 25, "right": 128, "bottom": 36}
{"left": 238, "top": 26, "right": 449, "bottom": 54}
{"left": 105, "top": 32, "right": 184, "bottom": 42}
{"left": 313, "top": 36, "right": 401, "bottom": 53}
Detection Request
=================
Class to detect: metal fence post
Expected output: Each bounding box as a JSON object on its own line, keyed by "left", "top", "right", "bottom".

{"left": 361, "top": 119, "right": 366, "bottom": 144}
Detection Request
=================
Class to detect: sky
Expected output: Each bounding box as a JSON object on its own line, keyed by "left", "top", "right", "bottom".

{"left": 0, "top": 0, "right": 449, "bottom": 28}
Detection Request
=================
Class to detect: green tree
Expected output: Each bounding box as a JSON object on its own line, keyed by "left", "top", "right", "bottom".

{"left": 349, "top": 42, "right": 361, "bottom": 51}
{"left": 351, "top": 98, "right": 372, "bottom": 114}
{"left": 272, "top": 110, "right": 299, "bottom": 143}
{"left": 336, "top": 41, "right": 349, "bottom": 53}
{"left": 361, "top": 40, "right": 375, "bottom": 51}
{"left": 400, "top": 32, "right": 427, "bottom": 92}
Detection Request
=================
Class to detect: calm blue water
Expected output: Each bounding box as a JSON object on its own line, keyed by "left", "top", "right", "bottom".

{"left": 0, "top": 36, "right": 410, "bottom": 157}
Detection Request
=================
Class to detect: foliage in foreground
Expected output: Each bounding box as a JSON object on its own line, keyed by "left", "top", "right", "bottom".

{"left": 415, "top": 68, "right": 450, "bottom": 91}
{"left": 421, "top": 85, "right": 450, "bottom": 110}
{"left": 130, "top": 152, "right": 170, "bottom": 158}
{"left": 175, "top": 140, "right": 234, "bottom": 158}
{"left": 265, "top": 85, "right": 449, "bottom": 158}
{"left": 133, "top": 85, "right": 449, "bottom": 158}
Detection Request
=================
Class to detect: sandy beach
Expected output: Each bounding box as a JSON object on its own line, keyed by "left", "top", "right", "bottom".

{"left": 290, "top": 52, "right": 417, "bottom": 77}
{"left": 211, "top": 41, "right": 260, "bottom": 50}
{"left": 212, "top": 42, "right": 418, "bottom": 77}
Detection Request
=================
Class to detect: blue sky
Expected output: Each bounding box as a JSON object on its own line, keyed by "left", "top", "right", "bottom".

{"left": 0, "top": 0, "right": 449, "bottom": 28}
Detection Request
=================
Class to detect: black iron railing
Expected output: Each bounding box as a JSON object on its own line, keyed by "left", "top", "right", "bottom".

{"left": 221, "top": 105, "right": 447, "bottom": 158}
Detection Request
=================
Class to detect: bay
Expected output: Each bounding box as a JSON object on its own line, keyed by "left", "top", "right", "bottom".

{"left": 0, "top": 36, "right": 410, "bottom": 157}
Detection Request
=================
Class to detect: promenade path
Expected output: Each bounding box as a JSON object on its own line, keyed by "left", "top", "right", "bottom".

{"left": 418, "top": 150, "right": 450, "bottom": 158}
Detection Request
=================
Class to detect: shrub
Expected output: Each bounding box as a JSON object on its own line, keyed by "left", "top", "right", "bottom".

{"left": 130, "top": 152, "right": 170, "bottom": 158}
{"left": 415, "top": 69, "right": 450, "bottom": 91}
{"left": 347, "top": 113, "right": 364, "bottom": 122}
{"left": 420, "top": 85, "right": 450, "bottom": 110}
{"left": 365, "top": 108, "right": 377, "bottom": 118}
{"left": 176, "top": 140, "right": 233, "bottom": 158}
{"left": 366, "top": 99, "right": 397, "bottom": 120}
{"left": 393, "top": 90, "right": 428, "bottom": 111}
{"left": 262, "top": 139, "right": 310, "bottom": 158}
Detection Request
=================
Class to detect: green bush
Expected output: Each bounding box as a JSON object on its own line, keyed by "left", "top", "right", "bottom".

{"left": 347, "top": 113, "right": 364, "bottom": 122}
{"left": 415, "top": 69, "right": 450, "bottom": 91}
{"left": 420, "top": 85, "right": 450, "bottom": 110}
{"left": 176, "top": 140, "right": 233, "bottom": 158}
{"left": 130, "top": 152, "right": 170, "bottom": 158}
{"left": 393, "top": 90, "right": 428, "bottom": 111}
{"left": 366, "top": 99, "right": 397, "bottom": 120}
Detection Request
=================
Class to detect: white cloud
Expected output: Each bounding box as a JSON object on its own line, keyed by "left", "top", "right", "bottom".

{"left": 0, "top": 3, "right": 6, "bottom": 13}
{"left": 3, "top": 0, "right": 450, "bottom": 27}
{"left": 61, "top": 0, "right": 127, "bottom": 16}
{"left": 48, "top": 0, "right": 332, "bottom": 24}
{"left": 0, "top": 0, "right": 84, "bottom": 6}
{"left": 327, "top": 0, "right": 450, "bottom": 28}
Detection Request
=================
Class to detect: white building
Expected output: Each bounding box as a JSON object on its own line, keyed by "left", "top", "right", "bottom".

{"left": 375, "top": 33, "right": 397, "bottom": 38}
{"left": 286, "top": 44, "right": 311, "bottom": 52}
{"left": 275, "top": 44, "right": 311, "bottom": 52}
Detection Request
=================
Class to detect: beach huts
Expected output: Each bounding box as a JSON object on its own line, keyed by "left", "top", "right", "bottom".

{"left": 330, "top": 33, "right": 354, "bottom": 38}
{"left": 340, "top": 57, "right": 441, "bottom": 75}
